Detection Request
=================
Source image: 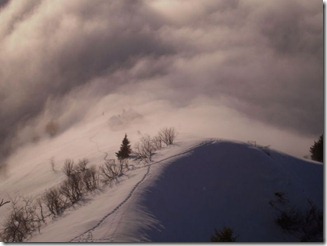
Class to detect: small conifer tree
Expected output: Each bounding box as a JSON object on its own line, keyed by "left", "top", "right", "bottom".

{"left": 310, "top": 135, "right": 323, "bottom": 162}
{"left": 116, "top": 134, "right": 132, "bottom": 160}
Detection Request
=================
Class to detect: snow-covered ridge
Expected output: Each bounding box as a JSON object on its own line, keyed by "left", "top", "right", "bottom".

{"left": 105, "top": 140, "right": 323, "bottom": 242}
{"left": 21, "top": 139, "right": 323, "bottom": 242}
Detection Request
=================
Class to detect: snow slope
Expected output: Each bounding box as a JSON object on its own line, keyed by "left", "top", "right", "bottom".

{"left": 22, "top": 139, "right": 322, "bottom": 242}
{"left": 26, "top": 139, "right": 201, "bottom": 242}
{"left": 111, "top": 140, "right": 323, "bottom": 242}
{"left": 0, "top": 105, "right": 323, "bottom": 243}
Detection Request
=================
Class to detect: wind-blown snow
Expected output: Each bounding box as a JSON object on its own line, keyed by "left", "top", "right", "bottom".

{"left": 0, "top": 107, "right": 322, "bottom": 242}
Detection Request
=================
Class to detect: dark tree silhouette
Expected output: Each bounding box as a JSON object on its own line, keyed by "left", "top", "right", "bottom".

{"left": 310, "top": 135, "right": 323, "bottom": 162}
{"left": 211, "top": 227, "right": 237, "bottom": 242}
{"left": 116, "top": 134, "right": 132, "bottom": 160}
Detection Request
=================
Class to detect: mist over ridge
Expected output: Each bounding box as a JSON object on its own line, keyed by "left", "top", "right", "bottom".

{"left": 0, "top": 0, "right": 323, "bottom": 161}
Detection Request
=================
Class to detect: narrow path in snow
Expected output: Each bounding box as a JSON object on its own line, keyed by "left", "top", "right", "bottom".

{"left": 89, "top": 135, "right": 110, "bottom": 161}
{"left": 70, "top": 140, "right": 213, "bottom": 242}
{"left": 70, "top": 165, "right": 151, "bottom": 242}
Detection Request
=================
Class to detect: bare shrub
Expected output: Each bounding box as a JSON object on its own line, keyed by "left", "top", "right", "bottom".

{"left": 270, "top": 193, "right": 323, "bottom": 242}
{"left": 45, "top": 121, "right": 59, "bottom": 137}
{"left": 60, "top": 172, "right": 84, "bottom": 205}
{"left": 275, "top": 203, "right": 323, "bottom": 242}
{"left": 134, "top": 135, "right": 155, "bottom": 162}
{"left": 61, "top": 159, "right": 100, "bottom": 204}
{"left": 277, "top": 209, "right": 302, "bottom": 232}
{"left": 211, "top": 227, "right": 237, "bottom": 242}
{"left": 301, "top": 201, "right": 323, "bottom": 242}
{"left": 99, "top": 161, "right": 120, "bottom": 185}
{"left": 151, "top": 135, "right": 163, "bottom": 150}
{"left": 1, "top": 197, "right": 42, "bottom": 242}
{"left": 43, "top": 158, "right": 100, "bottom": 218}
{"left": 74, "top": 159, "right": 99, "bottom": 192}
{"left": 158, "top": 127, "right": 176, "bottom": 146}
{"left": 43, "top": 187, "right": 65, "bottom": 216}
{"left": 118, "top": 158, "right": 130, "bottom": 173}
{"left": 133, "top": 142, "right": 146, "bottom": 161}
{"left": 35, "top": 198, "right": 46, "bottom": 224}
{"left": 81, "top": 165, "right": 99, "bottom": 192}
{"left": 62, "top": 159, "right": 74, "bottom": 177}
{"left": 77, "top": 159, "right": 88, "bottom": 173}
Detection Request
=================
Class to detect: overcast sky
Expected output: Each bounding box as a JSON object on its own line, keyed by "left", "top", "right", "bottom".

{"left": 0, "top": 0, "right": 323, "bottom": 161}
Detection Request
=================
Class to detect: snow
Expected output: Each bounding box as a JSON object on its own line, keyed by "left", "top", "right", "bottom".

{"left": 0, "top": 114, "right": 323, "bottom": 242}
{"left": 114, "top": 141, "right": 323, "bottom": 242}
{"left": 26, "top": 139, "right": 203, "bottom": 242}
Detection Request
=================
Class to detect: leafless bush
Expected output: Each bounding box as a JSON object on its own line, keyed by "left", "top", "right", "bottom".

{"left": 270, "top": 193, "right": 323, "bottom": 242}
{"left": 0, "top": 197, "right": 42, "bottom": 242}
{"left": 211, "top": 227, "right": 237, "bottom": 242}
{"left": 74, "top": 159, "right": 99, "bottom": 192}
{"left": 119, "top": 158, "right": 130, "bottom": 173}
{"left": 60, "top": 172, "right": 84, "bottom": 205}
{"left": 35, "top": 198, "right": 46, "bottom": 224}
{"left": 158, "top": 127, "right": 176, "bottom": 146}
{"left": 77, "top": 159, "right": 88, "bottom": 172}
{"left": 61, "top": 159, "right": 100, "bottom": 203}
{"left": 43, "top": 187, "right": 65, "bottom": 217}
{"left": 99, "top": 161, "right": 121, "bottom": 185}
{"left": 151, "top": 135, "right": 163, "bottom": 150}
{"left": 134, "top": 135, "right": 155, "bottom": 162}
{"left": 81, "top": 165, "right": 99, "bottom": 192}
{"left": 62, "top": 159, "right": 75, "bottom": 177}
{"left": 43, "top": 158, "right": 100, "bottom": 218}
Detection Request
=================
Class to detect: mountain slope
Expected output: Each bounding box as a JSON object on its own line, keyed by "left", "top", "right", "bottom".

{"left": 27, "top": 139, "right": 323, "bottom": 242}
{"left": 103, "top": 140, "right": 323, "bottom": 242}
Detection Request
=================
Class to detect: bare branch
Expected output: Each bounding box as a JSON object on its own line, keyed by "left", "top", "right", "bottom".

{"left": 0, "top": 199, "right": 10, "bottom": 207}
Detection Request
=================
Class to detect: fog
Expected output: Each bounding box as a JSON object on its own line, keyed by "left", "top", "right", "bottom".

{"left": 0, "top": 0, "right": 323, "bottom": 162}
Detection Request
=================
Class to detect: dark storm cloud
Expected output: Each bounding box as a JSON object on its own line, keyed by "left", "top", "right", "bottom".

{"left": 228, "top": 0, "right": 323, "bottom": 135}
{"left": 0, "top": 0, "right": 323, "bottom": 162}
{"left": 260, "top": 1, "right": 323, "bottom": 57}
{"left": 0, "top": 0, "right": 9, "bottom": 8}
{"left": 0, "top": 0, "right": 173, "bottom": 161}
{"left": 148, "top": 0, "right": 323, "bottom": 136}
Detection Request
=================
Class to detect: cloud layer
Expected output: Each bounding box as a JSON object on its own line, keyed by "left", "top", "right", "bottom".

{"left": 0, "top": 0, "right": 323, "bottom": 161}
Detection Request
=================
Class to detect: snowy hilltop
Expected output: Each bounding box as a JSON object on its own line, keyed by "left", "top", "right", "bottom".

{"left": 0, "top": 0, "right": 323, "bottom": 243}
{"left": 0, "top": 136, "right": 322, "bottom": 242}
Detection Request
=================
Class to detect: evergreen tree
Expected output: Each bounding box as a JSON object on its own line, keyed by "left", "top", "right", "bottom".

{"left": 116, "top": 134, "right": 132, "bottom": 160}
{"left": 310, "top": 135, "right": 323, "bottom": 162}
